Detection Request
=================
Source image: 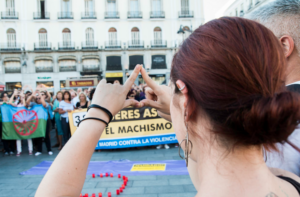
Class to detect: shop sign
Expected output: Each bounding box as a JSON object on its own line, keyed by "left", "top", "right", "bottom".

{"left": 105, "top": 72, "right": 123, "bottom": 78}
{"left": 69, "top": 80, "right": 94, "bottom": 87}
{"left": 37, "top": 77, "right": 51, "bottom": 80}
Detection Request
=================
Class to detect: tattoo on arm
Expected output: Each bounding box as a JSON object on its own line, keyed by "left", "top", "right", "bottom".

{"left": 265, "top": 192, "right": 279, "bottom": 197}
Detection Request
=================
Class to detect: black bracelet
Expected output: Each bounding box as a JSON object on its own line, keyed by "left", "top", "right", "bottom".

{"left": 77, "top": 117, "right": 108, "bottom": 127}
{"left": 87, "top": 104, "right": 113, "bottom": 123}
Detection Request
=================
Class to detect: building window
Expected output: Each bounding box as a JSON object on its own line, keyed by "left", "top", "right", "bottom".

{"left": 152, "top": 0, "right": 162, "bottom": 13}
{"left": 108, "top": 27, "right": 117, "bottom": 45}
{"left": 7, "top": 28, "right": 16, "bottom": 47}
{"left": 37, "top": 0, "right": 46, "bottom": 17}
{"left": 249, "top": 0, "right": 253, "bottom": 8}
{"left": 152, "top": 55, "right": 166, "bottom": 69}
{"left": 6, "top": 0, "right": 15, "bottom": 14}
{"left": 62, "top": 28, "right": 71, "bottom": 46}
{"left": 154, "top": 27, "right": 162, "bottom": 45}
{"left": 60, "top": 80, "right": 66, "bottom": 88}
{"left": 181, "top": 0, "right": 189, "bottom": 14}
{"left": 235, "top": 8, "right": 238, "bottom": 16}
{"left": 131, "top": 27, "right": 140, "bottom": 45}
{"left": 61, "top": 0, "right": 71, "bottom": 16}
{"left": 129, "top": 0, "right": 139, "bottom": 16}
{"left": 129, "top": 55, "right": 143, "bottom": 70}
{"left": 35, "top": 60, "right": 53, "bottom": 72}
{"left": 59, "top": 60, "right": 76, "bottom": 72}
{"left": 85, "top": 28, "right": 94, "bottom": 45}
{"left": 106, "top": 56, "right": 122, "bottom": 71}
{"left": 84, "top": 0, "right": 94, "bottom": 14}
{"left": 6, "top": 82, "right": 22, "bottom": 91}
{"left": 38, "top": 28, "right": 48, "bottom": 47}
{"left": 107, "top": 0, "right": 117, "bottom": 16}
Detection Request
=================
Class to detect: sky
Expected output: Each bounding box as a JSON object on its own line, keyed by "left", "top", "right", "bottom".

{"left": 202, "top": 0, "right": 235, "bottom": 22}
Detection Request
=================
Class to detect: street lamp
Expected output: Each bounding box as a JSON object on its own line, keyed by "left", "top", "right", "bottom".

{"left": 177, "top": 25, "right": 185, "bottom": 43}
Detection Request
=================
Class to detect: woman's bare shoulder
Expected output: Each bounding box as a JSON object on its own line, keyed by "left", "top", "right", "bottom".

{"left": 269, "top": 167, "right": 300, "bottom": 183}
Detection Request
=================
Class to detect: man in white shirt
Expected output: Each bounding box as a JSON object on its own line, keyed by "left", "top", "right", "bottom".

{"left": 247, "top": 0, "right": 300, "bottom": 176}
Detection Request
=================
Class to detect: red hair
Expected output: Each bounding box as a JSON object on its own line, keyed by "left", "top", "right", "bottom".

{"left": 171, "top": 17, "right": 300, "bottom": 150}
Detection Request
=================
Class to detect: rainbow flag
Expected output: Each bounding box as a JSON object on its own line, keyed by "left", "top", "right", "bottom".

{"left": 1, "top": 104, "right": 48, "bottom": 140}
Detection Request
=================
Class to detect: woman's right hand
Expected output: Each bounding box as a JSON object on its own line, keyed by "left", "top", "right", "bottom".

{"left": 140, "top": 67, "right": 172, "bottom": 115}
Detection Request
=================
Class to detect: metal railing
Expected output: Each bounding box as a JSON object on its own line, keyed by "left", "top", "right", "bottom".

{"left": 58, "top": 42, "right": 75, "bottom": 50}
{"left": 81, "top": 12, "right": 97, "bottom": 19}
{"left": 82, "top": 64, "right": 100, "bottom": 72}
{"left": 105, "top": 41, "right": 122, "bottom": 49}
{"left": 127, "top": 11, "right": 142, "bottom": 18}
{"left": 34, "top": 42, "right": 52, "bottom": 51}
{"left": 33, "top": 12, "right": 50, "bottom": 19}
{"left": 105, "top": 11, "right": 120, "bottom": 19}
{"left": 178, "top": 10, "right": 194, "bottom": 18}
{"left": 59, "top": 65, "right": 77, "bottom": 72}
{"left": 0, "top": 43, "right": 22, "bottom": 51}
{"left": 151, "top": 40, "right": 167, "bottom": 48}
{"left": 150, "top": 11, "right": 165, "bottom": 18}
{"left": 58, "top": 12, "right": 73, "bottom": 19}
{"left": 82, "top": 41, "right": 98, "bottom": 50}
{"left": 5, "top": 66, "right": 21, "bottom": 73}
{"left": 128, "top": 40, "right": 144, "bottom": 48}
{"left": 36, "top": 66, "right": 53, "bottom": 73}
{"left": 1, "top": 11, "right": 18, "bottom": 19}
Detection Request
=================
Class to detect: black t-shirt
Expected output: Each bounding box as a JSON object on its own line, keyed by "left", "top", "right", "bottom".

{"left": 76, "top": 101, "right": 88, "bottom": 109}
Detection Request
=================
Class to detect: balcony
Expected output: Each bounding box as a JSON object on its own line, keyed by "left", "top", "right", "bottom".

{"left": 33, "top": 12, "right": 50, "bottom": 19}
{"left": 105, "top": 11, "right": 120, "bottom": 19}
{"left": 58, "top": 42, "right": 75, "bottom": 50}
{"left": 150, "top": 11, "right": 165, "bottom": 18}
{"left": 82, "top": 65, "right": 100, "bottom": 72}
{"left": 127, "top": 11, "right": 142, "bottom": 19}
{"left": 151, "top": 40, "right": 167, "bottom": 48}
{"left": 82, "top": 41, "right": 98, "bottom": 50}
{"left": 5, "top": 66, "right": 21, "bottom": 74}
{"left": 81, "top": 12, "right": 97, "bottom": 19}
{"left": 0, "top": 43, "right": 22, "bottom": 51}
{"left": 58, "top": 12, "right": 73, "bottom": 19}
{"left": 59, "top": 65, "right": 77, "bottom": 72}
{"left": 36, "top": 66, "right": 53, "bottom": 73}
{"left": 1, "top": 11, "right": 18, "bottom": 19}
{"left": 105, "top": 41, "right": 122, "bottom": 49}
{"left": 34, "top": 42, "right": 52, "bottom": 51}
{"left": 178, "top": 10, "right": 194, "bottom": 18}
{"left": 128, "top": 40, "right": 144, "bottom": 48}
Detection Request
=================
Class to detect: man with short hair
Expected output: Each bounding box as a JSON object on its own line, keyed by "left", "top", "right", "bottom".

{"left": 247, "top": 0, "right": 300, "bottom": 176}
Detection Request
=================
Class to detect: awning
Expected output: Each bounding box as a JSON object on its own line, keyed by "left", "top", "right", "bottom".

{"left": 3, "top": 57, "right": 21, "bottom": 62}
{"left": 34, "top": 56, "right": 53, "bottom": 62}
{"left": 105, "top": 72, "right": 123, "bottom": 78}
{"left": 58, "top": 56, "right": 77, "bottom": 62}
{"left": 82, "top": 55, "right": 100, "bottom": 60}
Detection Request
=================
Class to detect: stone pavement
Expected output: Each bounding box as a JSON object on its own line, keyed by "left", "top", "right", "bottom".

{"left": 0, "top": 130, "right": 197, "bottom": 197}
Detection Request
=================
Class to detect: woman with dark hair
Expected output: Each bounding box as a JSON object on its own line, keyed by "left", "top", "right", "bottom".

{"left": 36, "top": 18, "right": 300, "bottom": 196}
{"left": 53, "top": 91, "right": 64, "bottom": 150}
{"left": 58, "top": 91, "right": 74, "bottom": 144}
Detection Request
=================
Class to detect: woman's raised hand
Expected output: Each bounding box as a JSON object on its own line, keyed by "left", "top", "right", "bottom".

{"left": 140, "top": 67, "right": 172, "bottom": 115}
{"left": 92, "top": 65, "right": 142, "bottom": 116}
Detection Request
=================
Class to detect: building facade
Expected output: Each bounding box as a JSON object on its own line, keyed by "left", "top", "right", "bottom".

{"left": 0, "top": 0, "right": 204, "bottom": 93}
{"left": 223, "top": 0, "right": 271, "bottom": 17}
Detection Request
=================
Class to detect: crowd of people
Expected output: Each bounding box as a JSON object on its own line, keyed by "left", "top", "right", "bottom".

{"left": 0, "top": 81, "right": 173, "bottom": 157}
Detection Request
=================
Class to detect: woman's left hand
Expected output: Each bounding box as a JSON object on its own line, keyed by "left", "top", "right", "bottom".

{"left": 92, "top": 65, "right": 142, "bottom": 116}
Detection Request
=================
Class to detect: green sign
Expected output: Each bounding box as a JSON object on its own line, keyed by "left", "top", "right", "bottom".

{"left": 37, "top": 77, "right": 51, "bottom": 80}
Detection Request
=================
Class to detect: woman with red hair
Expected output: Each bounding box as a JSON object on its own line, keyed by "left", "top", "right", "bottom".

{"left": 36, "top": 17, "right": 300, "bottom": 196}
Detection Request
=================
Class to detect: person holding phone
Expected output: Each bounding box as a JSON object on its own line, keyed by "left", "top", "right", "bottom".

{"left": 26, "top": 90, "right": 52, "bottom": 156}
{"left": 58, "top": 91, "right": 74, "bottom": 144}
